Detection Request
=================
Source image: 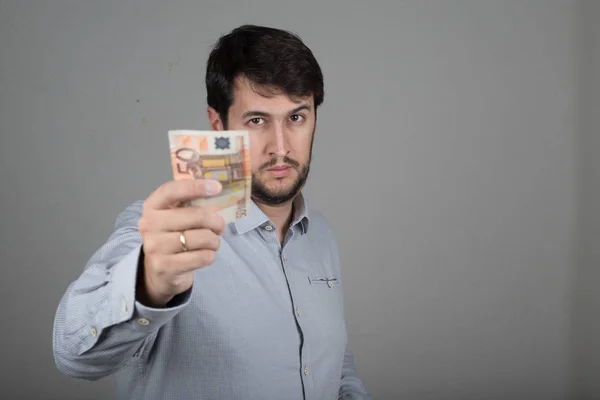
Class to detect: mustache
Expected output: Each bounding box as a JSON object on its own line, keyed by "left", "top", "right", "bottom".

{"left": 259, "top": 156, "right": 300, "bottom": 170}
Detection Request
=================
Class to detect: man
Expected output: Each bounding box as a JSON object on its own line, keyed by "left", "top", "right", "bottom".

{"left": 53, "top": 24, "right": 371, "bottom": 400}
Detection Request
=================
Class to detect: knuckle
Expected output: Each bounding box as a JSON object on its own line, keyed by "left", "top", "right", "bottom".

{"left": 149, "top": 181, "right": 176, "bottom": 209}
{"left": 143, "top": 235, "right": 159, "bottom": 254}
{"left": 138, "top": 211, "right": 158, "bottom": 233}
{"left": 141, "top": 199, "right": 152, "bottom": 214}
{"left": 137, "top": 217, "right": 149, "bottom": 233}
{"left": 158, "top": 181, "right": 172, "bottom": 197}
{"left": 170, "top": 274, "right": 187, "bottom": 289}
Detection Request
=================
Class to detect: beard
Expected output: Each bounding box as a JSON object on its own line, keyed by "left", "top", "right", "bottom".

{"left": 251, "top": 155, "right": 311, "bottom": 206}
{"left": 251, "top": 134, "right": 314, "bottom": 206}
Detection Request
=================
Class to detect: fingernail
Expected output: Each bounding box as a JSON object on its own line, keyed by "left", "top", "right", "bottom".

{"left": 205, "top": 180, "right": 222, "bottom": 196}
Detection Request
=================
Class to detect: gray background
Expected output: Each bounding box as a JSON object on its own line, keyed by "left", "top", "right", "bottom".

{"left": 0, "top": 0, "right": 597, "bottom": 399}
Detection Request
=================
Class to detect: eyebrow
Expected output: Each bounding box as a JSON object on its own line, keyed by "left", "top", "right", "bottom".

{"left": 242, "top": 104, "right": 311, "bottom": 119}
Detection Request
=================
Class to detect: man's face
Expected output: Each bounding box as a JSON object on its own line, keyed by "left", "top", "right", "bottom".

{"left": 213, "top": 77, "right": 316, "bottom": 206}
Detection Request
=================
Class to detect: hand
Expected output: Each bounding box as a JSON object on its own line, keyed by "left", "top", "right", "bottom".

{"left": 136, "top": 179, "right": 225, "bottom": 307}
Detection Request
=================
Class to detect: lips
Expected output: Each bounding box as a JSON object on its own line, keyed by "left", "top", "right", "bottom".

{"left": 267, "top": 165, "right": 291, "bottom": 171}
{"left": 266, "top": 164, "right": 292, "bottom": 178}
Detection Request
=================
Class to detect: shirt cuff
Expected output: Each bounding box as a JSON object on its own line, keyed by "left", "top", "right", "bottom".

{"left": 130, "top": 289, "right": 192, "bottom": 332}
{"left": 108, "top": 244, "right": 192, "bottom": 331}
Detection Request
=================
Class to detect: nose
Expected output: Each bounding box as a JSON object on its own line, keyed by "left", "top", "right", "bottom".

{"left": 269, "top": 123, "right": 289, "bottom": 158}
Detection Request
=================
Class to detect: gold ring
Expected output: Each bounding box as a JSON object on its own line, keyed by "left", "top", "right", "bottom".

{"left": 179, "top": 231, "right": 188, "bottom": 252}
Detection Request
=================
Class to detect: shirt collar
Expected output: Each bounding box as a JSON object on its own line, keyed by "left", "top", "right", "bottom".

{"left": 291, "top": 192, "right": 310, "bottom": 234}
{"left": 231, "top": 192, "right": 310, "bottom": 235}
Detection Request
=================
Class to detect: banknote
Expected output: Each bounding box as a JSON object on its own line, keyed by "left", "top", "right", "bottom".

{"left": 168, "top": 130, "right": 251, "bottom": 224}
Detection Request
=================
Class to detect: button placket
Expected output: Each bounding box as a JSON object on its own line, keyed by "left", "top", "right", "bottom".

{"left": 281, "top": 253, "right": 297, "bottom": 316}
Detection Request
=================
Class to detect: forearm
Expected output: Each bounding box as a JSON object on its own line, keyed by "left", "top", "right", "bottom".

{"left": 52, "top": 204, "right": 190, "bottom": 380}
{"left": 53, "top": 296, "right": 187, "bottom": 380}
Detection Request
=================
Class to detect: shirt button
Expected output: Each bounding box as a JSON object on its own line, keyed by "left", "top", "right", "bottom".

{"left": 264, "top": 225, "right": 273, "bottom": 231}
{"left": 327, "top": 280, "right": 333, "bottom": 288}
{"left": 137, "top": 318, "right": 150, "bottom": 326}
{"left": 282, "top": 255, "right": 287, "bottom": 262}
{"left": 304, "top": 366, "right": 309, "bottom": 375}
{"left": 295, "top": 307, "right": 301, "bottom": 316}
{"left": 90, "top": 327, "right": 97, "bottom": 337}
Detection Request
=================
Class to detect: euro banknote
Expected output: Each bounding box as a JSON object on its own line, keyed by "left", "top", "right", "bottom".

{"left": 168, "top": 129, "right": 251, "bottom": 224}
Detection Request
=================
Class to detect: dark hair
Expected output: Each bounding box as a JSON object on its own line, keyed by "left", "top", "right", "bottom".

{"left": 206, "top": 25, "right": 324, "bottom": 127}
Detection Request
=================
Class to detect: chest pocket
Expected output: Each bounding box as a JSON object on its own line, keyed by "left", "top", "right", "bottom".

{"left": 306, "top": 273, "right": 344, "bottom": 323}
{"left": 308, "top": 276, "right": 341, "bottom": 290}
{"left": 303, "top": 268, "right": 347, "bottom": 360}
{"left": 304, "top": 259, "right": 345, "bottom": 325}
{"left": 303, "top": 250, "right": 344, "bottom": 309}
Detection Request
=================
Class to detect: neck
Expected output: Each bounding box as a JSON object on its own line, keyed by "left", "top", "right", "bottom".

{"left": 254, "top": 198, "right": 295, "bottom": 244}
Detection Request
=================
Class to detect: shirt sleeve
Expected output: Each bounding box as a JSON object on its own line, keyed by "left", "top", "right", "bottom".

{"left": 339, "top": 350, "right": 373, "bottom": 400}
{"left": 52, "top": 201, "right": 192, "bottom": 380}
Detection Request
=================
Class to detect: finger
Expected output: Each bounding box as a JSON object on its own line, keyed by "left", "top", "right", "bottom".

{"left": 144, "top": 179, "right": 223, "bottom": 210}
{"left": 143, "top": 207, "right": 225, "bottom": 234}
{"left": 152, "top": 250, "right": 218, "bottom": 274}
{"left": 143, "top": 229, "right": 221, "bottom": 255}
{"left": 175, "top": 249, "right": 218, "bottom": 273}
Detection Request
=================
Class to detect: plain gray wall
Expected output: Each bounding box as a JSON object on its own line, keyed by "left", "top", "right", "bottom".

{"left": 572, "top": 0, "right": 600, "bottom": 399}
{"left": 0, "top": 1, "right": 594, "bottom": 399}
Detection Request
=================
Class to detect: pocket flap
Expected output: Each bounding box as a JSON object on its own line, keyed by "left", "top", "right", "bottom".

{"left": 308, "top": 276, "right": 340, "bottom": 288}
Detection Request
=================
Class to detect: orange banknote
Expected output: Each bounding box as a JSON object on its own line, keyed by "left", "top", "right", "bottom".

{"left": 168, "top": 130, "right": 251, "bottom": 223}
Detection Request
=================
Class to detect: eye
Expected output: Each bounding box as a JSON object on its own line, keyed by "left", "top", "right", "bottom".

{"left": 248, "top": 117, "right": 264, "bottom": 126}
{"left": 290, "top": 114, "right": 305, "bottom": 122}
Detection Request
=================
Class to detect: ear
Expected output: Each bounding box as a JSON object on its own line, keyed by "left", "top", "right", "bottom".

{"left": 206, "top": 107, "right": 224, "bottom": 131}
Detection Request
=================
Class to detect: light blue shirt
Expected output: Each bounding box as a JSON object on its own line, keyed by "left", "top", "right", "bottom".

{"left": 52, "top": 194, "right": 371, "bottom": 400}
